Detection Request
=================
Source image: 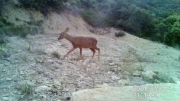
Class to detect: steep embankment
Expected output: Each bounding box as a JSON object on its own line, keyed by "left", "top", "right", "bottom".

{"left": 0, "top": 4, "right": 180, "bottom": 101}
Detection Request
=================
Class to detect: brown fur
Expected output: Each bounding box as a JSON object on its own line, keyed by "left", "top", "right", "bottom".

{"left": 58, "top": 28, "right": 100, "bottom": 59}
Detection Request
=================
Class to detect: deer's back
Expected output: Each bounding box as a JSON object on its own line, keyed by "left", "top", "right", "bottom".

{"left": 73, "top": 36, "right": 97, "bottom": 48}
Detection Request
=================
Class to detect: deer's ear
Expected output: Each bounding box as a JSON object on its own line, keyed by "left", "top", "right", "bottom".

{"left": 65, "top": 27, "right": 69, "bottom": 32}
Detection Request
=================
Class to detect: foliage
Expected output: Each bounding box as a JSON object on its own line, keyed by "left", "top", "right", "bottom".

{"left": 0, "top": 30, "right": 8, "bottom": 44}
{"left": 52, "top": 51, "right": 60, "bottom": 59}
{"left": 81, "top": 9, "right": 111, "bottom": 27}
{"left": 71, "top": 0, "right": 180, "bottom": 47}
{"left": 142, "top": 72, "right": 170, "bottom": 83}
{"left": 0, "top": 0, "right": 5, "bottom": 16}
{"left": 154, "top": 15, "right": 180, "bottom": 46}
{"left": 19, "top": 0, "right": 67, "bottom": 15}
{"left": 0, "top": 26, "right": 42, "bottom": 38}
{"left": 17, "top": 84, "right": 34, "bottom": 95}
{"left": 0, "top": 44, "right": 8, "bottom": 59}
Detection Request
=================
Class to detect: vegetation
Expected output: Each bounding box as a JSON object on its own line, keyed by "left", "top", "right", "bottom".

{"left": 69, "top": 0, "right": 180, "bottom": 47}
{"left": 0, "top": 26, "right": 41, "bottom": 38}
{"left": 18, "top": 0, "right": 68, "bottom": 15}
{"left": 0, "top": 0, "right": 5, "bottom": 16}
{"left": 142, "top": 72, "right": 170, "bottom": 83}
{"left": 1, "top": 0, "right": 179, "bottom": 47}
{"left": 17, "top": 83, "right": 34, "bottom": 95}
{"left": 52, "top": 51, "right": 60, "bottom": 59}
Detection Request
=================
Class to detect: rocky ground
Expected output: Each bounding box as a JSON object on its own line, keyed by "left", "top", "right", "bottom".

{"left": 0, "top": 5, "right": 180, "bottom": 101}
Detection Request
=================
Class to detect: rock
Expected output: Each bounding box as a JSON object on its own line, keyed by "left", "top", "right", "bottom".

{"left": 96, "top": 83, "right": 109, "bottom": 88}
{"left": 115, "top": 31, "right": 125, "bottom": 37}
{"left": 3, "top": 97, "right": 10, "bottom": 101}
{"left": 169, "top": 77, "right": 179, "bottom": 84}
{"left": 72, "top": 84, "right": 180, "bottom": 101}
{"left": 111, "top": 75, "right": 119, "bottom": 80}
{"left": 142, "top": 71, "right": 156, "bottom": 79}
{"left": 6, "top": 78, "right": 12, "bottom": 81}
{"left": 35, "top": 85, "right": 51, "bottom": 92}
{"left": 48, "top": 59, "right": 54, "bottom": 64}
{"left": 133, "top": 71, "right": 142, "bottom": 77}
{"left": 117, "top": 66, "right": 121, "bottom": 71}
{"left": 40, "top": 94, "right": 47, "bottom": 99}
{"left": 19, "top": 71, "right": 25, "bottom": 75}
{"left": 118, "top": 79, "right": 128, "bottom": 86}
{"left": 109, "top": 62, "right": 115, "bottom": 66}
{"left": 53, "top": 80, "right": 61, "bottom": 86}
{"left": 123, "top": 71, "right": 130, "bottom": 75}
{"left": 2, "top": 97, "right": 14, "bottom": 101}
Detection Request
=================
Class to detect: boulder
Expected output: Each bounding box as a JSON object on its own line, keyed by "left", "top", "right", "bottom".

{"left": 35, "top": 85, "right": 51, "bottom": 92}
{"left": 118, "top": 79, "right": 129, "bottom": 86}
{"left": 72, "top": 83, "right": 180, "bottom": 101}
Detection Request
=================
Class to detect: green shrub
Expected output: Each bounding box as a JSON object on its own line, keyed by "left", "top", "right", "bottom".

{"left": 19, "top": 0, "right": 67, "bottom": 15}
{"left": 0, "top": 0, "right": 5, "bottom": 16}
{"left": 0, "top": 26, "right": 42, "bottom": 38}
{"left": 17, "top": 84, "right": 34, "bottom": 95}
{"left": 142, "top": 72, "right": 170, "bottom": 83}
{"left": 81, "top": 9, "right": 96, "bottom": 26}
{"left": 0, "top": 17, "right": 13, "bottom": 26}
{"left": 71, "top": 0, "right": 180, "bottom": 47}
{"left": 0, "top": 44, "right": 7, "bottom": 59}
{"left": 165, "top": 21, "right": 180, "bottom": 46}
{"left": 52, "top": 51, "right": 60, "bottom": 59}
{"left": 81, "top": 9, "right": 112, "bottom": 27}
{"left": 0, "top": 30, "right": 8, "bottom": 44}
{"left": 157, "top": 15, "right": 180, "bottom": 46}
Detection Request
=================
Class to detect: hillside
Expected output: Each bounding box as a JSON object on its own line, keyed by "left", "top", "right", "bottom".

{"left": 0, "top": 3, "right": 180, "bottom": 101}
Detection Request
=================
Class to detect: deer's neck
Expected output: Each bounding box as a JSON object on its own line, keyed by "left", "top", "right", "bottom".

{"left": 65, "top": 34, "right": 75, "bottom": 43}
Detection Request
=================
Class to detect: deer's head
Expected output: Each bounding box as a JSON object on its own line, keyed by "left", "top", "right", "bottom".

{"left": 58, "top": 27, "right": 69, "bottom": 40}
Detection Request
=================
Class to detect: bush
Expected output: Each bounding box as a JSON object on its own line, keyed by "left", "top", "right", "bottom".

{"left": 142, "top": 72, "right": 170, "bottom": 83}
{"left": 0, "top": 0, "right": 5, "bottom": 16}
{"left": 19, "top": 0, "right": 67, "bottom": 15}
{"left": 0, "top": 26, "right": 42, "bottom": 38}
{"left": 17, "top": 83, "right": 34, "bottom": 95}
{"left": 81, "top": 9, "right": 112, "bottom": 27}
{"left": 0, "top": 30, "right": 8, "bottom": 44}
{"left": 52, "top": 51, "right": 60, "bottom": 59}
{"left": 154, "top": 15, "right": 180, "bottom": 46}
{"left": 164, "top": 21, "right": 180, "bottom": 46}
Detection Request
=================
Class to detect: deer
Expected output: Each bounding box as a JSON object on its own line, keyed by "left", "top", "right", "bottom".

{"left": 58, "top": 27, "right": 100, "bottom": 60}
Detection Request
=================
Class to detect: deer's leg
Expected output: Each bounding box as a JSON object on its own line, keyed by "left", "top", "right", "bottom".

{"left": 94, "top": 47, "right": 100, "bottom": 60}
{"left": 90, "top": 48, "right": 96, "bottom": 58}
{"left": 63, "top": 47, "right": 76, "bottom": 59}
{"left": 79, "top": 48, "right": 83, "bottom": 59}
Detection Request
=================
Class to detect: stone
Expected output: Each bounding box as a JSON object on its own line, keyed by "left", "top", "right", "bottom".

{"left": 109, "top": 62, "right": 115, "bottom": 66}
{"left": 35, "top": 85, "right": 51, "bottom": 92}
{"left": 96, "top": 83, "right": 109, "bottom": 88}
{"left": 6, "top": 78, "right": 12, "bottom": 81}
{"left": 169, "top": 77, "right": 179, "bottom": 84}
{"left": 142, "top": 71, "right": 156, "bottom": 79}
{"left": 133, "top": 71, "right": 142, "bottom": 77}
{"left": 40, "top": 94, "right": 47, "bottom": 99}
{"left": 19, "top": 71, "right": 25, "bottom": 75}
{"left": 72, "top": 84, "right": 180, "bottom": 101}
{"left": 3, "top": 97, "right": 10, "bottom": 101}
{"left": 118, "top": 79, "right": 128, "bottom": 86}
{"left": 111, "top": 75, "right": 119, "bottom": 80}
{"left": 2, "top": 97, "right": 14, "bottom": 101}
